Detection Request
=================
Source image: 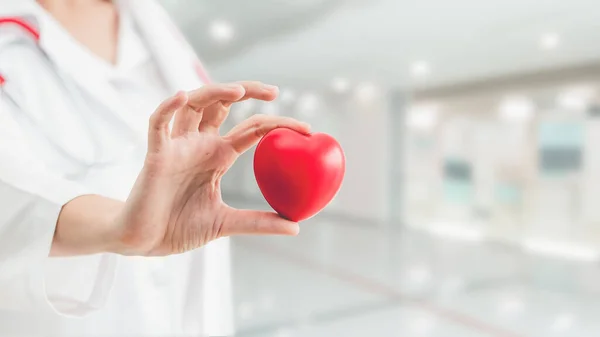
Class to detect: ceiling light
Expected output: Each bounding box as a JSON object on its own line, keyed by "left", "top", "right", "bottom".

{"left": 407, "top": 104, "right": 439, "bottom": 130}
{"left": 332, "top": 77, "right": 350, "bottom": 93}
{"left": 499, "top": 96, "right": 535, "bottom": 123}
{"left": 557, "top": 85, "right": 596, "bottom": 111}
{"left": 540, "top": 33, "right": 560, "bottom": 50}
{"left": 354, "top": 82, "right": 379, "bottom": 102}
{"left": 411, "top": 61, "right": 431, "bottom": 77}
{"left": 209, "top": 20, "right": 234, "bottom": 43}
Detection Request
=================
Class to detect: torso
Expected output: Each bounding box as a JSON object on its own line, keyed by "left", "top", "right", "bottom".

{"left": 0, "top": 2, "right": 208, "bottom": 335}
{"left": 0, "top": 1, "right": 232, "bottom": 335}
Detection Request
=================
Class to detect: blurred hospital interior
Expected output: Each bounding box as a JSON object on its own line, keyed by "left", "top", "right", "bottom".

{"left": 161, "top": 0, "right": 600, "bottom": 336}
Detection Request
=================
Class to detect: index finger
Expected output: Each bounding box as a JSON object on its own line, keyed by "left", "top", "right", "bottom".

{"left": 223, "top": 114, "right": 311, "bottom": 154}
{"left": 187, "top": 83, "right": 246, "bottom": 111}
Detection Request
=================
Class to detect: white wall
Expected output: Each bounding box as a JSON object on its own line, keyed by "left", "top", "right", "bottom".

{"left": 221, "top": 92, "right": 393, "bottom": 223}
{"left": 327, "top": 95, "right": 391, "bottom": 222}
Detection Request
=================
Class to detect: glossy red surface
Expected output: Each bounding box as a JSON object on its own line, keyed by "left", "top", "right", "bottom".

{"left": 254, "top": 128, "right": 345, "bottom": 222}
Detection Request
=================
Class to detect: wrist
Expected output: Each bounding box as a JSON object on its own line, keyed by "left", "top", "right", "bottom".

{"left": 101, "top": 200, "right": 129, "bottom": 255}
{"left": 52, "top": 195, "right": 126, "bottom": 257}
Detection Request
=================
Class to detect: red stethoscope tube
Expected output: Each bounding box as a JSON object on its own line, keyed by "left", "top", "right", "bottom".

{"left": 0, "top": 17, "right": 40, "bottom": 87}
{"left": 0, "top": 17, "right": 41, "bottom": 41}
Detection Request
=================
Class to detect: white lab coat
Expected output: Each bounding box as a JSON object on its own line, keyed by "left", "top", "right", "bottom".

{"left": 0, "top": 0, "right": 233, "bottom": 336}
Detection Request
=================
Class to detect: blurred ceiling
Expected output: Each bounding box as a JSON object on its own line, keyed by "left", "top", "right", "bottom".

{"left": 159, "top": 0, "right": 600, "bottom": 91}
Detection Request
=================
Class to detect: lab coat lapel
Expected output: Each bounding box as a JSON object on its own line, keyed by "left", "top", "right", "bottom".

{"left": 44, "top": 52, "right": 144, "bottom": 139}
{"left": 33, "top": 5, "right": 145, "bottom": 140}
{"left": 124, "top": 0, "right": 206, "bottom": 93}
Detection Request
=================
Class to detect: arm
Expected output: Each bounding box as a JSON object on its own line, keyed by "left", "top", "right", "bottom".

{"left": 0, "top": 81, "right": 307, "bottom": 315}
{"left": 48, "top": 82, "right": 309, "bottom": 258}
{"left": 51, "top": 195, "right": 123, "bottom": 257}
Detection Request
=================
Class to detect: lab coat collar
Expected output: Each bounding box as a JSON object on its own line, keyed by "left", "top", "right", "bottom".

{"left": 2, "top": 0, "right": 209, "bottom": 137}
{"left": 0, "top": 0, "right": 206, "bottom": 137}
{"left": 0, "top": 1, "right": 143, "bottom": 138}
{"left": 0, "top": 0, "right": 207, "bottom": 90}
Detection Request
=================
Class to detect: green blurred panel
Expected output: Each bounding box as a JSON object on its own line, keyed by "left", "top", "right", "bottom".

{"left": 443, "top": 180, "right": 473, "bottom": 204}
{"left": 494, "top": 183, "right": 522, "bottom": 205}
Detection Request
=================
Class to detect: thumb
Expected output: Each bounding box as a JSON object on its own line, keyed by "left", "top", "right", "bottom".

{"left": 220, "top": 207, "right": 300, "bottom": 237}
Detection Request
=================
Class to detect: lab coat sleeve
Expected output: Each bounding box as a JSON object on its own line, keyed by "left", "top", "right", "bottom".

{"left": 0, "top": 95, "right": 117, "bottom": 317}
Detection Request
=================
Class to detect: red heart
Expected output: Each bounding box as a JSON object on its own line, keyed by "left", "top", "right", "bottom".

{"left": 253, "top": 128, "right": 346, "bottom": 222}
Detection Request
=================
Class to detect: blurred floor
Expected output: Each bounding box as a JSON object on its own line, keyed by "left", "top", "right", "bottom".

{"left": 227, "top": 201, "right": 600, "bottom": 337}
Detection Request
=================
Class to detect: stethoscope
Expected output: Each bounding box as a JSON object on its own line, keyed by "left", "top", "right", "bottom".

{"left": 0, "top": 17, "right": 39, "bottom": 86}
{"left": 0, "top": 16, "right": 212, "bottom": 174}
{"left": 0, "top": 16, "right": 139, "bottom": 172}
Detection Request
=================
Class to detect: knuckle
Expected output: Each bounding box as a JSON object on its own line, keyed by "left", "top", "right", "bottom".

{"left": 148, "top": 114, "right": 161, "bottom": 129}
{"left": 249, "top": 115, "right": 268, "bottom": 137}
{"left": 253, "top": 126, "right": 265, "bottom": 139}
{"left": 241, "top": 80, "right": 262, "bottom": 87}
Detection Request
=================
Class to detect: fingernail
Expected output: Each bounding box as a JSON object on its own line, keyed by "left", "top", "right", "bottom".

{"left": 300, "top": 123, "right": 311, "bottom": 132}
{"left": 175, "top": 91, "right": 188, "bottom": 101}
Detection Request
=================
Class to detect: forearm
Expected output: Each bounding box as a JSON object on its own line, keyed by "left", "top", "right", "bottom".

{"left": 51, "top": 195, "right": 124, "bottom": 257}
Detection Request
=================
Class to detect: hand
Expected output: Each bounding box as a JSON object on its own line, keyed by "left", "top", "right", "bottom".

{"left": 112, "top": 82, "right": 310, "bottom": 256}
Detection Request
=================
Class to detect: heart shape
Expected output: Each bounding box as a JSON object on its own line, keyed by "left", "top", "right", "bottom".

{"left": 253, "top": 128, "right": 346, "bottom": 222}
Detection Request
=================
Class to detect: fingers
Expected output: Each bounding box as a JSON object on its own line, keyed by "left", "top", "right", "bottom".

{"left": 148, "top": 91, "right": 188, "bottom": 151}
{"left": 234, "top": 81, "right": 279, "bottom": 104}
{"left": 224, "top": 114, "right": 311, "bottom": 154}
{"left": 171, "top": 84, "right": 245, "bottom": 137}
{"left": 196, "top": 103, "right": 229, "bottom": 134}
{"left": 199, "top": 81, "right": 279, "bottom": 133}
{"left": 172, "top": 105, "right": 202, "bottom": 138}
{"left": 220, "top": 208, "right": 300, "bottom": 237}
{"left": 187, "top": 83, "right": 246, "bottom": 111}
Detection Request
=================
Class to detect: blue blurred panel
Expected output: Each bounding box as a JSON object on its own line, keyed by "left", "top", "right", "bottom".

{"left": 494, "top": 183, "right": 522, "bottom": 205}
{"left": 537, "top": 121, "right": 584, "bottom": 176}
{"left": 538, "top": 121, "right": 583, "bottom": 149}
{"left": 442, "top": 158, "right": 473, "bottom": 204}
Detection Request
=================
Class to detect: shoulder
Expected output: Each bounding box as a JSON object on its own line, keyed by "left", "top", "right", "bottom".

{"left": 0, "top": 30, "right": 63, "bottom": 95}
{"left": 0, "top": 34, "right": 68, "bottom": 117}
{"left": 0, "top": 35, "right": 54, "bottom": 91}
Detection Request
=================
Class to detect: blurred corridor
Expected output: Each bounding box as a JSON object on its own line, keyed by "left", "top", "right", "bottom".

{"left": 161, "top": 0, "right": 600, "bottom": 335}
{"left": 227, "top": 210, "right": 600, "bottom": 337}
